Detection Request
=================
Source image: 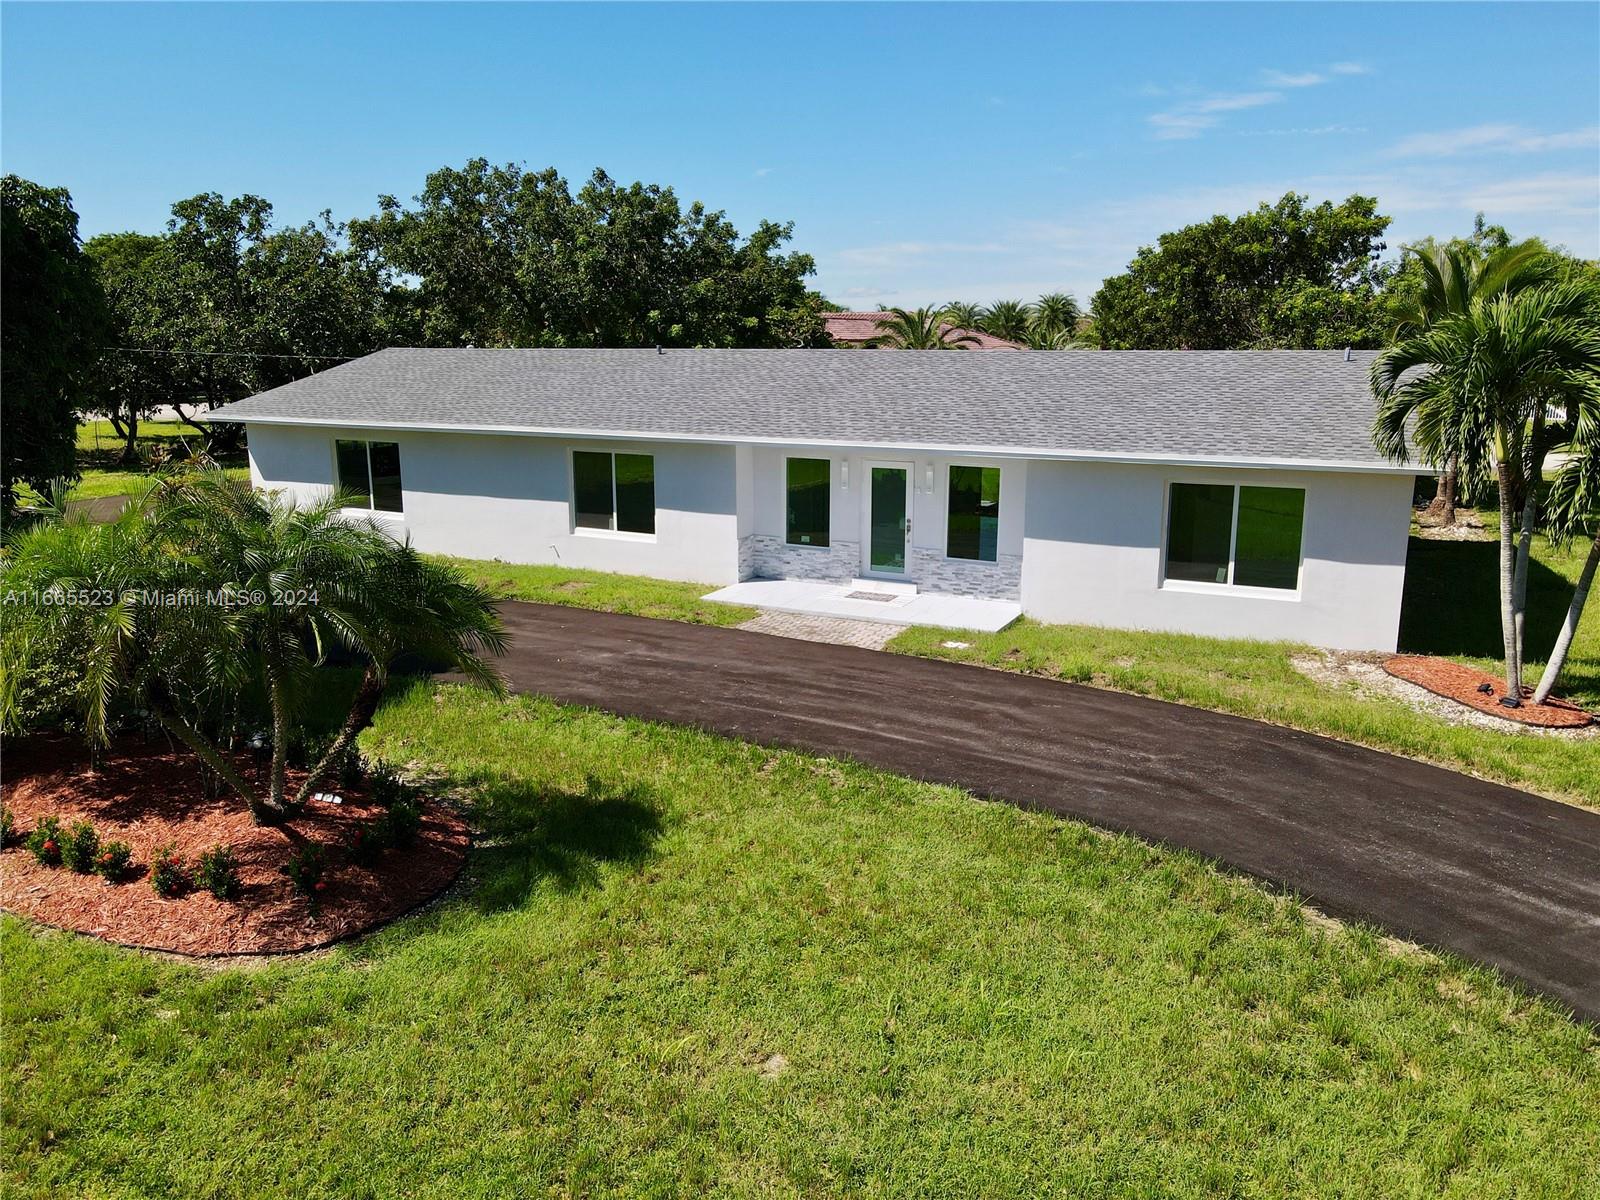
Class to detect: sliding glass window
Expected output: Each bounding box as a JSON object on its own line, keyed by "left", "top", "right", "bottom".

{"left": 1164, "top": 482, "right": 1304, "bottom": 590}
{"left": 573, "top": 451, "right": 656, "bottom": 534}
{"left": 946, "top": 465, "right": 1000, "bottom": 561}
{"left": 785, "top": 457, "right": 830, "bottom": 547}
{"left": 334, "top": 439, "right": 403, "bottom": 513}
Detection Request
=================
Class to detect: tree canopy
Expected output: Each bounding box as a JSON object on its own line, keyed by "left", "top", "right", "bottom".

{"left": 1089, "top": 193, "right": 1392, "bottom": 349}
{"left": 1, "top": 176, "right": 108, "bottom": 513}
{"left": 347, "top": 160, "right": 826, "bottom": 349}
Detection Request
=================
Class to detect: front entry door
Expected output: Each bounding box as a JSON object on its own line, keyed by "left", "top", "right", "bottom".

{"left": 864, "top": 462, "right": 911, "bottom": 575}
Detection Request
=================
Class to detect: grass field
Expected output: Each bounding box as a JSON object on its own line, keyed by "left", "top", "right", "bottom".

{"left": 17, "top": 420, "right": 249, "bottom": 505}
{"left": 5, "top": 681, "right": 1596, "bottom": 1198}
{"left": 438, "top": 555, "right": 758, "bottom": 625}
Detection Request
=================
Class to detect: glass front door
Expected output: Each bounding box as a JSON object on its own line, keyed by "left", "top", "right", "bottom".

{"left": 867, "top": 465, "right": 909, "bottom": 574}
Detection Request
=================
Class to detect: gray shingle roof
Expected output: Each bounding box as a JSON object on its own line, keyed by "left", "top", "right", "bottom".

{"left": 207, "top": 347, "right": 1400, "bottom": 471}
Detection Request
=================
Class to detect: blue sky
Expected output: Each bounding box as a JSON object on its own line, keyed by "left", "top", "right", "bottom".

{"left": 4, "top": 2, "right": 1596, "bottom": 309}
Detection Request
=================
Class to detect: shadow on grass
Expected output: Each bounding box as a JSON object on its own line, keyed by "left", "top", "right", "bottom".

{"left": 1399, "top": 536, "right": 1574, "bottom": 659}
{"left": 468, "top": 775, "right": 666, "bottom": 911}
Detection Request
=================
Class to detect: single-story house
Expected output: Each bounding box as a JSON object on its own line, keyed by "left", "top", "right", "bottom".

{"left": 823, "top": 311, "right": 1025, "bottom": 350}
{"left": 208, "top": 347, "right": 1415, "bottom": 651}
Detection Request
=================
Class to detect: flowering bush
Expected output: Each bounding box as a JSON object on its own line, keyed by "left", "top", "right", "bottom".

{"left": 283, "top": 843, "right": 328, "bottom": 896}
{"left": 345, "top": 819, "right": 392, "bottom": 867}
{"left": 194, "top": 844, "right": 242, "bottom": 900}
{"left": 60, "top": 820, "right": 101, "bottom": 874}
{"left": 26, "top": 816, "right": 63, "bottom": 866}
{"left": 149, "top": 844, "right": 190, "bottom": 898}
{"left": 96, "top": 841, "right": 134, "bottom": 882}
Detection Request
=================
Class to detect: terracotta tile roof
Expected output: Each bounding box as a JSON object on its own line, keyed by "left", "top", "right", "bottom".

{"left": 822, "top": 312, "right": 1026, "bottom": 350}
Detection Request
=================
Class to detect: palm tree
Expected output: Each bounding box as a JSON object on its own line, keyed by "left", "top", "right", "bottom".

{"left": 1, "top": 470, "right": 505, "bottom": 822}
{"left": 1532, "top": 413, "right": 1600, "bottom": 704}
{"left": 1373, "top": 283, "right": 1600, "bottom": 703}
{"left": 1388, "top": 241, "right": 1552, "bottom": 523}
{"left": 980, "top": 300, "right": 1032, "bottom": 344}
{"left": 1031, "top": 292, "right": 1080, "bottom": 339}
{"left": 868, "top": 307, "right": 979, "bottom": 350}
{"left": 941, "top": 301, "right": 984, "bottom": 329}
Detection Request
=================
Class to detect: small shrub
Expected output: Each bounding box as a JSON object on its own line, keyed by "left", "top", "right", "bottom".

{"left": 149, "top": 844, "right": 190, "bottom": 898}
{"left": 193, "top": 844, "right": 242, "bottom": 900}
{"left": 381, "top": 795, "right": 423, "bottom": 849}
{"left": 338, "top": 748, "right": 365, "bottom": 791}
{"left": 96, "top": 841, "right": 134, "bottom": 882}
{"left": 26, "top": 816, "right": 63, "bottom": 866}
{"left": 345, "top": 819, "right": 392, "bottom": 867}
{"left": 60, "top": 820, "right": 101, "bottom": 874}
{"left": 367, "top": 763, "right": 408, "bottom": 809}
{"left": 283, "top": 843, "right": 328, "bottom": 896}
{"left": 0, "top": 805, "right": 13, "bottom": 849}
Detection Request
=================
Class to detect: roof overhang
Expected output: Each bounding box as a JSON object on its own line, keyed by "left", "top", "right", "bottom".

{"left": 211, "top": 412, "right": 1418, "bottom": 476}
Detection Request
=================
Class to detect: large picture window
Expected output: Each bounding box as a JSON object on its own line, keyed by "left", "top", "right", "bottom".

{"left": 335, "top": 439, "right": 403, "bottom": 513}
{"left": 1164, "top": 482, "right": 1304, "bottom": 591}
{"left": 785, "top": 457, "right": 830, "bottom": 547}
{"left": 573, "top": 450, "right": 655, "bottom": 534}
{"left": 947, "top": 465, "right": 1000, "bottom": 562}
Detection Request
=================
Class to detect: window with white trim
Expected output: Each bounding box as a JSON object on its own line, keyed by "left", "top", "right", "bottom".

{"left": 1164, "top": 482, "right": 1304, "bottom": 590}
{"left": 335, "top": 440, "right": 403, "bottom": 513}
{"left": 573, "top": 451, "right": 655, "bottom": 534}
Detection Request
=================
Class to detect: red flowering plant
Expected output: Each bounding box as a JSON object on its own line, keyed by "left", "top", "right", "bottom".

{"left": 96, "top": 841, "right": 134, "bottom": 882}
{"left": 149, "top": 844, "right": 190, "bottom": 898}
{"left": 283, "top": 843, "right": 329, "bottom": 897}
{"left": 25, "top": 816, "right": 63, "bottom": 866}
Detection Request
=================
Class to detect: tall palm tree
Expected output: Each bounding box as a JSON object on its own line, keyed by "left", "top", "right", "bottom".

{"left": 1389, "top": 241, "right": 1552, "bottom": 523}
{"left": 1031, "top": 292, "right": 1080, "bottom": 340}
{"left": 868, "top": 307, "right": 979, "bottom": 350}
{"left": 980, "top": 300, "right": 1032, "bottom": 344}
{"left": 941, "top": 301, "right": 984, "bottom": 329}
{"left": 1533, "top": 410, "right": 1600, "bottom": 704}
{"left": 1373, "top": 282, "right": 1600, "bottom": 702}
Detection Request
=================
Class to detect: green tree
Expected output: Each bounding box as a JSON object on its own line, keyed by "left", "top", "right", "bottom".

{"left": 868, "top": 307, "right": 979, "bottom": 349}
{"left": 348, "top": 159, "right": 824, "bottom": 349}
{"left": 1092, "top": 193, "right": 1390, "bottom": 349}
{"left": 0, "top": 472, "right": 505, "bottom": 823}
{"left": 1373, "top": 283, "right": 1600, "bottom": 703}
{"left": 1384, "top": 239, "right": 1554, "bottom": 523}
{"left": 1, "top": 177, "right": 108, "bottom": 514}
{"left": 84, "top": 232, "right": 180, "bottom": 463}
{"left": 1534, "top": 411, "right": 1600, "bottom": 704}
{"left": 1030, "top": 292, "right": 1080, "bottom": 339}
{"left": 980, "top": 299, "right": 1033, "bottom": 343}
{"left": 941, "top": 301, "right": 984, "bottom": 329}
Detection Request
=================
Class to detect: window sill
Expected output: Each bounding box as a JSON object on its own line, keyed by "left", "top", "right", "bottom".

{"left": 1160, "top": 578, "right": 1301, "bottom": 602}
{"left": 341, "top": 507, "right": 405, "bottom": 522}
{"left": 573, "top": 527, "right": 657, "bottom": 544}
{"left": 784, "top": 539, "right": 832, "bottom": 550}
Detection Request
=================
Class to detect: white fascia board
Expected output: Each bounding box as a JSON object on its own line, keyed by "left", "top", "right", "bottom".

{"left": 214, "top": 413, "right": 1419, "bottom": 476}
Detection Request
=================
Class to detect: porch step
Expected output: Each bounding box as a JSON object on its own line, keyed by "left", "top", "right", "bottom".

{"left": 846, "top": 578, "right": 918, "bottom": 597}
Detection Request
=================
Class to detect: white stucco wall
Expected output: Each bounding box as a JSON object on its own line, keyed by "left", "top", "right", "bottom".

{"left": 245, "top": 424, "right": 743, "bottom": 584}
{"left": 1020, "top": 461, "right": 1413, "bottom": 651}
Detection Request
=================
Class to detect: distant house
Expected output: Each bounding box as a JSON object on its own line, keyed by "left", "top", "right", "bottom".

{"left": 822, "top": 311, "right": 1025, "bottom": 350}
{"left": 211, "top": 347, "right": 1414, "bottom": 650}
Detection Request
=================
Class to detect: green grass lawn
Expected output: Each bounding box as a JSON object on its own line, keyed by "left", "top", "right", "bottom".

{"left": 437, "top": 555, "right": 758, "bottom": 625}
{"left": 18, "top": 420, "right": 249, "bottom": 506}
{"left": 6, "top": 681, "right": 1596, "bottom": 1198}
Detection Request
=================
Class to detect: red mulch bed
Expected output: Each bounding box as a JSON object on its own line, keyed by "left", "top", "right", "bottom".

{"left": 1384, "top": 655, "right": 1595, "bottom": 729}
{"left": 0, "top": 735, "right": 468, "bottom": 955}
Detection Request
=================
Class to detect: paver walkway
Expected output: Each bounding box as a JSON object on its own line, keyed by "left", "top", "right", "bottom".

{"left": 737, "top": 611, "right": 907, "bottom": 650}
{"left": 472, "top": 602, "right": 1600, "bottom": 1022}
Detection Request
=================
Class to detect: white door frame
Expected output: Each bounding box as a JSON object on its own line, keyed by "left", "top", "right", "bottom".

{"left": 860, "top": 459, "right": 913, "bottom": 577}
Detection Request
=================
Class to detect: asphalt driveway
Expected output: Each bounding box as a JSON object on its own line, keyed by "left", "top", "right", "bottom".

{"left": 472, "top": 602, "right": 1600, "bottom": 1022}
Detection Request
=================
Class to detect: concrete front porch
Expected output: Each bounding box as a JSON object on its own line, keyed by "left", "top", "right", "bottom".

{"left": 702, "top": 578, "right": 1021, "bottom": 633}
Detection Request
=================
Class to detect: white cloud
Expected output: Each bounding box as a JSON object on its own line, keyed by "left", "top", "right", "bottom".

{"left": 1239, "top": 124, "right": 1367, "bottom": 137}
{"left": 1262, "top": 69, "right": 1326, "bottom": 88}
{"left": 1384, "top": 123, "right": 1600, "bottom": 158}
{"left": 754, "top": 167, "right": 775, "bottom": 178}
{"left": 1148, "top": 90, "right": 1283, "bottom": 139}
{"left": 1330, "top": 62, "right": 1371, "bottom": 76}
{"left": 833, "top": 240, "right": 1009, "bottom": 270}
{"left": 1193, "top": 90, "right": 1283, "bottom": 114}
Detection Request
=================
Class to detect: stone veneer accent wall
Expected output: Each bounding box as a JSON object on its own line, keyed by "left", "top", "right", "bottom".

{"left": 742, "top": 533, "right": 1021, "bottom": 600}
{"left": 746, "top": 534, "right": 861, "bottom": 582}
{"left": 909, "top": 550, "right": 1023, "bottom": 600}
